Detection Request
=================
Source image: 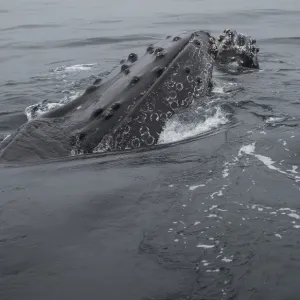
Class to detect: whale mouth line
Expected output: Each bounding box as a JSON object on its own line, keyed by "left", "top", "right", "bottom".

{"left": 2, "top": 119, "right": 234, "bottom": 167}
{"left": 60, "top": 120, "right": 236, "bottom": 166}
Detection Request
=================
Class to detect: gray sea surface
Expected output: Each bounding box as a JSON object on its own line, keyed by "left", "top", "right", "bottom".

{"left": 1, "top": 0, "right": 300, "bottom": 299}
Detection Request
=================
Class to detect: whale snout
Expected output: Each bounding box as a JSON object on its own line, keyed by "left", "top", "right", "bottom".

{"left": 216, "top": 29, "right": 259, "bottom": 69}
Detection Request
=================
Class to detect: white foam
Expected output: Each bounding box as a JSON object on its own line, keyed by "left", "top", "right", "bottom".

{"left": 222, "top": 167, "right": 230, "bottom": 178}
{"left": 197, "top": 243, "right": 215, "bottom": 249}
{"left": 69, "top": 91, "right": 84, "bottom": 101}
{"left": 206, "top": 269, "right": 220, "bottom": 273}
{"left": 221, "top": 257, "right": 233, "bottom": 263}
{"left": 54, "top": 63, "right": 96, "bottom": 73}
{"left": 24, "top": 91, "right": 84, "bottom": 121}
{"left": 207, "top": 214, "right": 218, "bottom": 218}
{"left": 256, "top": 154, "right": 279, "bottom": 171}
{"left": 279, "top": 208, "right": 296, "bottom": 212}
{"left": 2, "top": 134, "right": 11, "bottom": 142}
{"left": 287, "top": 166, "right": 298, "bottom": 174}
{"left": 238, "top": 143, "right": 256, "bottom": 156}
{"left": 189, "top": 184, "right": 205, "bottom": 191}
{"left": 213, "top": 82, "right": 239, "bottom": 94}
{"left": 212, "top": 86, "right": 224, "bottom": 94}
{"left": 238, "top": 143, "right": 300, "bottom": 181}
{"left": 288, "top": 213, "right": 300, "bottom": 220}
{"left": 201, "top": 260, "right": 210, "bottom": 266}
{"left": 209, "top": 205, "right": 218, "bottom": 210}
{"left": 294, "top": 225, "right": 300, "bottom": 229}
{"left": 210, "top": 186, "right": 226, "bottom": 199}
{"left": 25, "top": 102, "right": 63, "bottom": 121}
{"left": 275, "top": 233, "right": 282, "bottom": 239}
{"left": 158, "top": 106, "right": 228, "bottom": 144}
{"left": 266, "top": 117, "right": 285, "bottom": 123}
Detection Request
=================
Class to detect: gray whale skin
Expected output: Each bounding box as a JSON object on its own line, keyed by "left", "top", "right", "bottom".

{"left": 0, "top": 29, "right": 259, "bottom": 162}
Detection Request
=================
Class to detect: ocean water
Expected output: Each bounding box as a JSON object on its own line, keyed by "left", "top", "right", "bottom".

{"left": 1, "top": 0, "right": 300, "bottom": 299}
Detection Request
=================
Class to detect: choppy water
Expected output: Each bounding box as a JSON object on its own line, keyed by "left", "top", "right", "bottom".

{"left": 1, "top": 0, "right": 300, "bottom": 299}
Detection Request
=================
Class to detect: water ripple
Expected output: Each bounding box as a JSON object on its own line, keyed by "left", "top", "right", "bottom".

{"left": 0, "top": 23, "right": 62, "bottom": 32}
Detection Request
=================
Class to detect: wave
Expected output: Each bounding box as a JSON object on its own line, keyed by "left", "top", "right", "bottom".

{"left": 51, "top": 64, "right": 97, "bottom": 73}
{"left": 56, "top": 34, "right": 162, "bottom": 48}
{"left": 259, "top": 37, "right": 300, "bottom": 45}
{"left": 1, "top": 34, "right": 161, "bottom": 50}
{"left": 158, "top": 106, "right": 229, "bottom": 144}
{"left": 240, "top": 8, "right": 300, "bottom": 16}
{"left": 0, "top": 23, "right": 62, "bottom": 31}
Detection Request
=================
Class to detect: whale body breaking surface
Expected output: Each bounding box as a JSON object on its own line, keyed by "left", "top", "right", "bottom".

{"left": 0, "top": 29, "right": 259, "bottom": 162}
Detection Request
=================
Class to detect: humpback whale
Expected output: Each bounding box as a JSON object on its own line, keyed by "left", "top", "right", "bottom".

{"left": 0, "top": 29, "right": 259, "bottom": 162}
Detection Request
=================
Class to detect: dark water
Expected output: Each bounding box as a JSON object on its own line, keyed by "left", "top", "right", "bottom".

{"left": 1, "top": 0, "right": 300, "bottom": 299}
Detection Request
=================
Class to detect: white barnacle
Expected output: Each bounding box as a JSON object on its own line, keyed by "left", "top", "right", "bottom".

{"left": 166, "top": 78, "right": 176, "bottom": 89}
{"left": 169, "top": 100, "right": 179, "bottom": 110}
{"left": 182, "top": 97, "right": 193, "bottom": 107}
{"left": 135, "top": 112, "right": 147, "bottom": 124}
{"left": 115, "top": 133, "right": 124, "bottom": 145}
{"left": 146, "top": 100, "right": 155, "bottom": 112}
{"left": 150, "top": 113, "right": 159, "bottom": 122}
{"left": 176, "top": 82, "right": 184, "bottom": 91}
{"left": 187, "top": 75, "right": 195, "bottom": 84}
{"left": 139, "top": 125, "right": 150, "bottom": 135}
{"left": 131, "top": 137, "right": 141, "bottom": 148}
{"left": 166, "top": 111, "right": 173, "bottom": 118}
{"left": 169, "top": 90, "right": 177, "bottom": 100}
{"left": 123, "top": 124, "right": 131, "bottom": 135}
{"left": 143, "top": 134, "right": 155, "bottom": 146}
